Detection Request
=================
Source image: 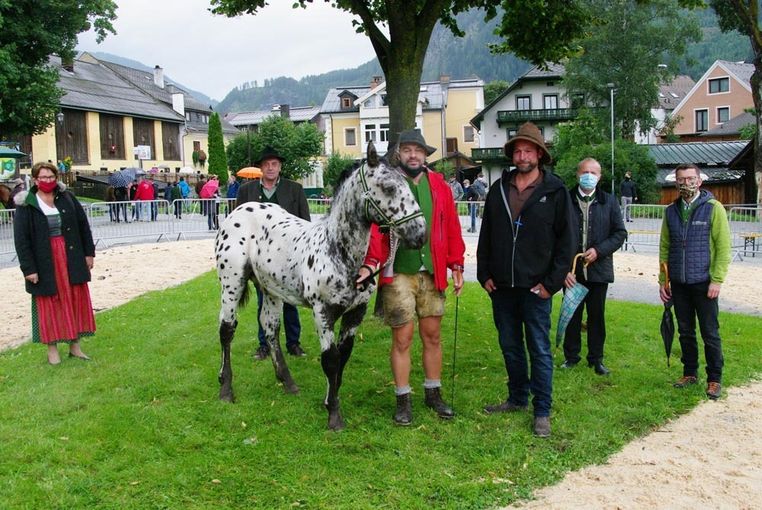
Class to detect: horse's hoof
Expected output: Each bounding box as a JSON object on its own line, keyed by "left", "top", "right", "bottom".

{"left": 328, "top": 414, "right": 346, "bottom": 431}
{"left": 283, "top": 382, "right": 300, "bottom": 394}
{"left": 219, "top": 390, "right": 235, "bottom": 403}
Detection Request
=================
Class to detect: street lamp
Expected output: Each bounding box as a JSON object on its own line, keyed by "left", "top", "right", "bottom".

{"left": 56, "top": 111, "right": 64, "bottom": 125}
{"left": 607, "top": 83, "right": 615, "bottom": 195}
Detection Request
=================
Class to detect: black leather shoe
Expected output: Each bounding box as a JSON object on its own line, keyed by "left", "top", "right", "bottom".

{"left": 483, "top": 400, "right": 528, "bottom": 414}
{"left": 560, "top": 360, "right": 578, "bottom": 369}
{"left": 424, "top": 387, "right": 454, "bottom": 419}
{"left": 394, "top": 393, "right": 413, "bottom": 426}
{"left": 589, "top": 362, "right": 610, "bottom": 376}
{"left": 253, "top": 345, "right": 270, "bottom": 361}
{"left": 287, "top": 344, "right": 307, "bottom": 357}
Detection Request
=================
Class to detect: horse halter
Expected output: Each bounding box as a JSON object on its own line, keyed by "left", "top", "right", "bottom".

{"left": 358, "top": 163, "right": 424, "bottom": 231}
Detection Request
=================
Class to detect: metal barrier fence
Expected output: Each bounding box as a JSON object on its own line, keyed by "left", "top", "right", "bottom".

{"left": 728, "top": 206, "right": 762, "bottom": 259}
{"left": 0, "top": 209, "right": 16, "bottom": 258}
{"left": 621, "top": 204, "right": 665, "bottom": 252}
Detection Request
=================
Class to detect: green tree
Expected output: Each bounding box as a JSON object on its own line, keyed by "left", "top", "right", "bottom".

{"left": 483, "top": 79, "right": 511, "bottom": 105}
{"left": 563, "top": 0, "right": 701, "bottom": 140}
{"left": 323, "top": 152, "right": 358, "bottom": 196}
{"left": 226, "top": 116, "right": 323, "bottom": 181}
{"left": 0, "top": 1, "right": 116, "bottom": 140}
{"left": 207, "top": 112, "right": 227, "bottom": 181}
{"left": 710, "top": 0, "right": 762, "bottom": 203}
{"left": 211, "top": 1, "right": 594, "bottom": 146}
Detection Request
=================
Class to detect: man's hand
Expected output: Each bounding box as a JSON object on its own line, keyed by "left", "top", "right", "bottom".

{"left": 25, "top": 273, "right": 39, "bottom": 284}
{"left": 707, "top": 282, "right": 721, "bottom": 299}
{"left": 659, "top": 284, "right": 671, "bottom": 303}
{"left": 564, "top": 272, "right": 576, "bottom": 290}
{"left": 86, "top": 256, "right": 94, "bottom": 270}
{"left": 452, "top": 269, "right": 464, "bottom": 297}
{"left": 583, "top": 247, "right": 598, "bottom": 264}
{"left": 355, "top": 265, "right": 374, "bottom": 289}
{"left": 483, "top": 278, "right": 496, "bottom": 293}
{"left": 531, "top": 283, "right": 550, "bottom": 299}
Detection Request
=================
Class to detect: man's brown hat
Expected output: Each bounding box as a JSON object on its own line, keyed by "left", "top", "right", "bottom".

{"left": 503, "top": 122, "right": 552, "bottom": 165}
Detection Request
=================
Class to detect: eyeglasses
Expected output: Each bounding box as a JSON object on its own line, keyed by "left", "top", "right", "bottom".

{"left": 36, "top": 175, "right": 57, "bottom": 181}
{"left": 675, "top": 177, "right": 697, "bottom": 184}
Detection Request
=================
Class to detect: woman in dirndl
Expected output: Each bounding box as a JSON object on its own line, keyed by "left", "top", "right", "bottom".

{"left": 13, "top": 162, "right": 96, "bottom": 365}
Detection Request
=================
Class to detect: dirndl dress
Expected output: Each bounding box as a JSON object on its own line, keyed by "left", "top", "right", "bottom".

{"left": 31, "top": 235, "right": 96, "bottom": 344}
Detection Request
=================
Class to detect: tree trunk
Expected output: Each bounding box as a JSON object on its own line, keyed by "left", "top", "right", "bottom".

{"left": 752, "top": 53, "right": 762, "bottom": 206}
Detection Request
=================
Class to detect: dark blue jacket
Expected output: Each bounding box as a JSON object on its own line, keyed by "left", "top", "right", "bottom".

{"left": 665, "top": 190, "right": 713, "bottom": 284}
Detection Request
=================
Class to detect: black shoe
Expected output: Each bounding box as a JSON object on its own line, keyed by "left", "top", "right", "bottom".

{"left": 287, "top": 344, "right": 307, "bottom": 357}
{"left": 483, "top": 400, "right": 527, "bottom": 414}
{"left": 560, "top": 360, "right": 578, "bottom": 369}
{"left": 253, "top": 345, "right": 270, "bottom": 361}
{"left": 394, "top": 393, "right": 413, "bottom": 426}
{"left": 533, "top": 416, "right": 551, "bottom": 438}
{"left": 424, "top": 387, "right": 454, "bottom": 419}
{"left": 589, "top": 362, "right": 610, "bottom": 376}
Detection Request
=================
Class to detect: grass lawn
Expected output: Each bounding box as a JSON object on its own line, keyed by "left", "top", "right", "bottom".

{"left": 1, "top": 274, "right": 760, "bottom": 509}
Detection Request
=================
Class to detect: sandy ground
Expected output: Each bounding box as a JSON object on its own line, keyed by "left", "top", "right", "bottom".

{"left": 2, "top": 238, "right": 761, "bottom": 508}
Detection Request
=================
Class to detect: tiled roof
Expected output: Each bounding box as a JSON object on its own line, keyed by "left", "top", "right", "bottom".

{"left": 227, "top": 106, "right": 320, "bottom": 126}
{"left": 658, "top": 75, "right": 694, "bottom": 109}
{"left": 522, "top": 62, "right": 565, "bottom": 79}
{"left": 320, "top": 78, "right": 482, "bottom": 114}
{"left": 720, "top": 60, "right": 753, "bottom": 86}
{"left": 701, "top": 112, "right": 755, "bottom": 137}
{"left": 53, "top": 56, "right": 183, "bottom": 122}
{"left": 647, "top": 141, "right": 747, "bottom": 166}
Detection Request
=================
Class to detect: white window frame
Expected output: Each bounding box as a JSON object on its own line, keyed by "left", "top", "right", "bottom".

{"left": 695, "top": 109, "right": 708, "bottom": 132}
{"left": 380, "top": 123, "right": 390, "bottom": 142}
{"left": 543, "top": 94, "right": 558, "bottom": 110}
{"left": 516, "top": 95, "right": 531, "bottom": 110}
{"left": 463, "top": 125, "right": 475, "bottom": 143}
{"left": 364, "top": 123, "right": 377, "bottom": 143}
{"left": 344, "top": 127, "right": 357, "bottom": 146}
{"left": 708, "top": 76, "right": 730, "bottom": 95}
{"left": 717, "top": 106, "right": 730, "bottom": 124}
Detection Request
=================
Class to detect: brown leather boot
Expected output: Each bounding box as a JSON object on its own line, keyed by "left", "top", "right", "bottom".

{"left": 393, "top": 393, "right": 412, "bottom": 426}
{"left": 424, "top": 387, "right": 454, "bottom": 419}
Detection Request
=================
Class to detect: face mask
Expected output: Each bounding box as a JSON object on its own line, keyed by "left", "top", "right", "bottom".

{"left": 37, "top": 180, "right": 58, "bottom": 193}
{"left": 678, "top": 182, "right": 699, "bottom": 200}
{"left": 625, "top": 176, "right": 631, "bottom": 181}
{"left": 578, "top": 173, "right": 599, "bottom": 191}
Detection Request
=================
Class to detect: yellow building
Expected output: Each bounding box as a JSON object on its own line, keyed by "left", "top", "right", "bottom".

{"left": 320, "top": 76, "right": 484, "bottom": 160}
{"left": 22, "top": 53, "right": 237, "bottom": 174}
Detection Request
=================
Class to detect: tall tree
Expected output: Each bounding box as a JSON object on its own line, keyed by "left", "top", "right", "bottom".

{"left": 0, "top": 1, "right": 117, "bottom": 140}
{"left": 207, "top": 112, "right": 228, "bottom": 181}
{"left": 711, "top": 0, "right": 762, "bottom": 204}
{"left": 563, "top": 0, "right": 701, "bottom": 140}
{"left": 210, "top": 0, "right": 590, "bottom": 146}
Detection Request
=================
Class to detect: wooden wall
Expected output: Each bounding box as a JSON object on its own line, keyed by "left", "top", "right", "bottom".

{"left": 659, "top": 182, "right": 746, "bottom": 205}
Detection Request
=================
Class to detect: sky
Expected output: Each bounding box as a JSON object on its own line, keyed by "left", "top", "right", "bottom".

{"left": 76, "top": 0, "right": 377, "bottom": 101}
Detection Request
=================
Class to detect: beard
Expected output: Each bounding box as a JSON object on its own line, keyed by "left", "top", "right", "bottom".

{"left": 515, "top": 161, "right": 537, "bottom": 173}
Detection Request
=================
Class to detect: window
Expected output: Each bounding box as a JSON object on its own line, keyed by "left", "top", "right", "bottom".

{"left": 364, "top": 124, "right": 377, "bottom": 143}
{"left": 464, "top": 125, "right": 475, "bottom": 143}
{"left": 571, "top": 94, "right": 585, "bottom": 109}
{"left": 341, "top": 97, "right": 352, "bottom": 109}
{"left": 543, "top": 94, "right": 558, "bottom": 110}
{"left": 162, "top": 122, "right": 181, "bottom": 160}
{"left": 380, "top": 94, "right": 389, "bottom": 106}
{"left": 99, "top": 113, "right": 125, "bottom": 160}
{"left": 708, "top": 77, "right": 729, "bottom": 94}
{"left": 695, "top": 109, "right": 708, "bottom": 132}
{"left": 55, "top": 108, "right": 88, "bottom": 164}
{"left": 345, "top": 127, "right": 357, "bottom": 146}
{"left": 380, "top": 123, "right": 390, "bottom": 142}
{"left": 507, "top": 128, "right": 518, "bottom": 139}
{"left": 132, "top": 118, "right": 156, "bottom": 160}
{"left": 717, "top": 107, "right": 730, "bottom": 123}
{"left": 446, "top": 137, "right": 458, "bottom": 154}
{"left": 516, "top": 95, "right": 531, "bottom": 110}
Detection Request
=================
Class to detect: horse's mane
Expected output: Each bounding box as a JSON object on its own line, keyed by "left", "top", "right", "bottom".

{"left": 332, "top": 161, "right": 361, "bottom": 199}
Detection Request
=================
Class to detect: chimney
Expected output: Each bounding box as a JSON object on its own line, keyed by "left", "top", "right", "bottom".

{"left": 154, "top": 65, "right": 165, "bottom": 89}
{"left": 61, "top": 54, "right": 74, "bottom": 72}
{"left": 370, "top": 76, "right": 382, "bottom": 89}
{"left": 280, "top": 104, "right": 290, "bottom": 119}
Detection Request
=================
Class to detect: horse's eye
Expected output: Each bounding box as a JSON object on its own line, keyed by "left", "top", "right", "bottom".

{"left": 380, "top": 182, "right": 396, "bottom": 195}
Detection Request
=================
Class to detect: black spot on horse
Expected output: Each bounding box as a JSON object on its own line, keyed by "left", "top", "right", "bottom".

{"left": 266, "top": 214, "right": 272, "bottom": 220}
{"left": 234, "top": 223, "right": 241, "bottom": 228}
{"left": 246, "top": 207, "right": 254, "bottom": 212}
{"left": 307, "top": 254, "right": 315, "bottom": 269}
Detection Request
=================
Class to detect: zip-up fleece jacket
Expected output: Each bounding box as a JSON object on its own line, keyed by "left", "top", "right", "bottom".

{"left": 365, "top": 169, "right": 465, "bottom": 292}
{"left": 13, "top": 183, "right": 95, "bottom": 296}
{"left": 476, "top": 168, "right": 575, "bottom": 295}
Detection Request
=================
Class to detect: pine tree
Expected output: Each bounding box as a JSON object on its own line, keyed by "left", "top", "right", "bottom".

{"left": 207, "top": 112, "right": 227, "bottom": 181}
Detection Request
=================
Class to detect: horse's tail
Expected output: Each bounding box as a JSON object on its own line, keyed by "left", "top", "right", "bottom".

{"left": 238, "top": 280, "right": 251, "bottom": 310}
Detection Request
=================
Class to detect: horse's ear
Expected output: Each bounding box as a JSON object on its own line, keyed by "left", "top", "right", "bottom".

{"left": 367, "top": 141, "right": 378, "bottom": 167}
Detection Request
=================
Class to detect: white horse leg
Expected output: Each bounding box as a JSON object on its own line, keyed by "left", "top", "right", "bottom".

{"left": 260, "top": 292, "right": 299, "bottom": 394}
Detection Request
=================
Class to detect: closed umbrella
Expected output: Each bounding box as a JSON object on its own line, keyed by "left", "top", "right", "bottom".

{"left": 237, "top": 166, "right": 262, "bottom": 179}
{"left": 660, "top": 262, "right": 675, "bottom": 367}
{"left": 555, "top": 253, "right": 589, "bottom": 348}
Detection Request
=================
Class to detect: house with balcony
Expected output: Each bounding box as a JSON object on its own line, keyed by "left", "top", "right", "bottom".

{"left": 667, "top": 60, "right": 753, "bottom": 142}
{"left": 469, "top": 63, "right": 575, "bottom": 182}
{"left": 320, "top": 75, "right": 484, "bottom": 160}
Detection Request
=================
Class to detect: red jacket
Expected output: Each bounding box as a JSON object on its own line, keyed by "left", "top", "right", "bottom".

{"left": 134, "top": 180, "right": 154, "bottom": 201}
{"left": 364, "top": 170, "right": 465, "bottom": 291}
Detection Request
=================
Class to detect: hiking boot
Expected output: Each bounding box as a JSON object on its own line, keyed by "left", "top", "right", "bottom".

{"left": 559, "top": 360, "right": 578, "bottom": 369}
{"left": 253, "top": 345, "right": 270, "bottom": 361}
{"left": 673, "top": 375, "right": 698, "bottom": 388}
{"left": 393, "top": 393, "right": 412, "bottom": 426}
{"left": 287, "top": 344, "right": 307, "bottom": 357}
{"left": 424, "top": 387, "right": 454, "bottom": 419}
{"left": 533, "top": 416, "right": 551, "bottom": 438}
{"left": 706, "top": 381, "right": 722, "bottom": 400}
{"left": 483, "top": 400, "right": 528, "bottom": 414}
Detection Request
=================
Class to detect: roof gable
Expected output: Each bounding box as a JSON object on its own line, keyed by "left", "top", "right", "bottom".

{"left": 671, "top": 60, "right": 753, "bottom": 118}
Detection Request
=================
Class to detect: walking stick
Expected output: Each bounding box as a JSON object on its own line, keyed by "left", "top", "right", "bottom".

{"left": 451, "top": 294, "right": 459, "bottom": 409}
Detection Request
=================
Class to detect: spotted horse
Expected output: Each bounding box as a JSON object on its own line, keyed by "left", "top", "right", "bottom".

{"left": 215, "top": 142, "right": 427, "bottom": 430}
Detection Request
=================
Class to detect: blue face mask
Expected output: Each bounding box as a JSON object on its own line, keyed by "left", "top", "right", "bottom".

{"left": 579, "top": 173, "right": 599, "bottom": 191}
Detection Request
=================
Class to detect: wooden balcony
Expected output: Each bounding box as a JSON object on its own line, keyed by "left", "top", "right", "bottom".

{"left": 471, "top": 147, "right": 507, "bottom": 162}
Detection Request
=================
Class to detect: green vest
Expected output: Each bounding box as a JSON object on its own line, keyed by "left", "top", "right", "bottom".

{"left": 394, "top": 173, "right": 434, "bottom": 274}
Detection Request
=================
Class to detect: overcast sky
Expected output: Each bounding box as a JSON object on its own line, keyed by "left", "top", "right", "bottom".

{"left": 76, "top": 0, "right": 376, "bottom": 101}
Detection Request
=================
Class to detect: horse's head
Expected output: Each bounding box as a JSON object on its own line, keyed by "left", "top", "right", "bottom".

{"left": 359, "top": 142, "right": 427, "bottom": 249}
